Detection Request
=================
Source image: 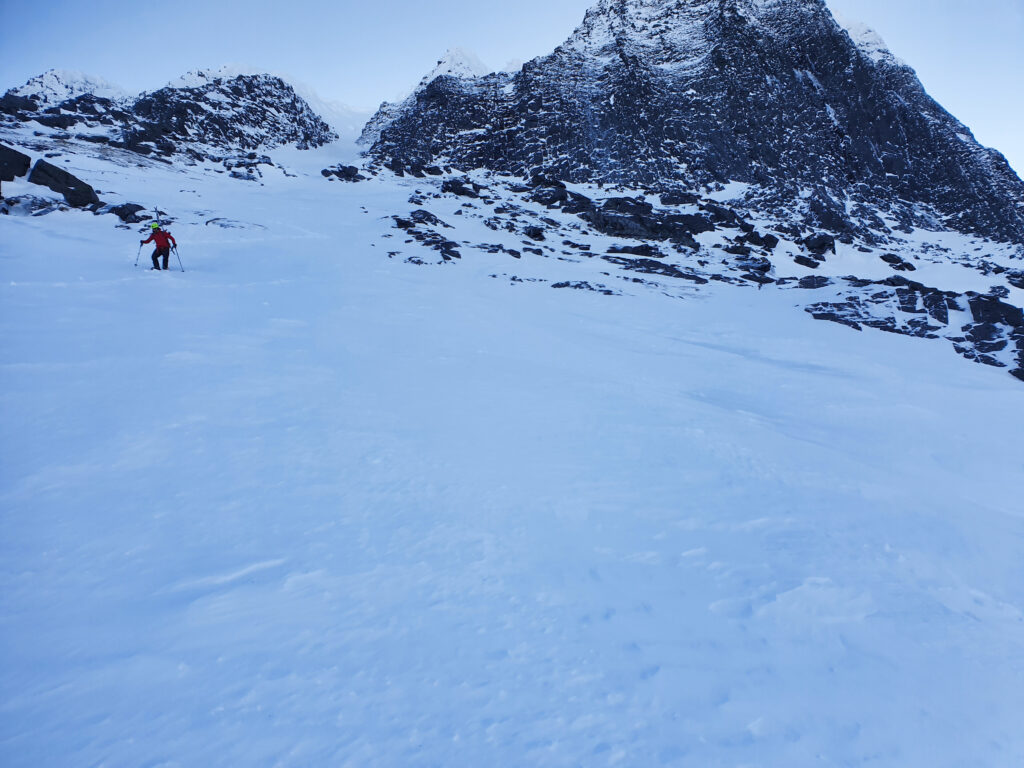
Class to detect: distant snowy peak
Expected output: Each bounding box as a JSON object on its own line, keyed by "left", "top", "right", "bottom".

{"left": 561, "top": 0, "right": 901, "bottom": 71}
{"left": 564, "top": 0, "right": 711, "bottom": 64}
{"left": 166, "top": 65, "right": 269, "bottom": 89}
{"left": 7, "top": 69, "right": 129, "bottom": 106}
{"left": 831, "top": 11, "right": 902, "bottom": 66}
{"left": 1, "top": 66, "right": 341, "bottom": 155}
{"left": 358, "top": 48, "right": 492, "bottom": 146}
{"left": 562, "top": 0, "right": 842, "bottom": 68}
{"left": 419, "top": 48, "right": 491, "bottom": 87}
{"left": 132, "top": 72, "right": 338, "bottom": 151}
{"left": 164, "top": 66, "right": 367, "bottom": 139}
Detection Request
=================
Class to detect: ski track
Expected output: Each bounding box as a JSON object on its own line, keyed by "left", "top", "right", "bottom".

{"left": 1, "top": 142, "right": 1024, "bottom": 767}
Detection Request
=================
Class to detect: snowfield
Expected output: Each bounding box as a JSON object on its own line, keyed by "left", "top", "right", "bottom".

{"left": 2, "top": 141, "right": 1024, "bottom": 767}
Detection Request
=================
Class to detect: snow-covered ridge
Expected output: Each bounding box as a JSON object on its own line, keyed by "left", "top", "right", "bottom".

{"left": 7, "top": 68, "right": 129, "bottom": 106}
{"left": 831, "top": 10, "right": 903, "bottom": 66}
{"left": 357, "top": 48, "right": 495, "bottom": 147}
{"left": 368, "top": 0, "right": 1024, "bottom": 246}
{"left": 563, "top": 0, "right": 718, "bottom": 68}
{"left": 164, "top": 65, "right": 368, "bottom": 140}
{"left": 166, "top": 64, "right": 269, "bottom": 89}
{"left": 418, "top": 48, "right": 492, "bottom": 88}
{"left": 2, "top": 66, "right": 341, "bottom": 155}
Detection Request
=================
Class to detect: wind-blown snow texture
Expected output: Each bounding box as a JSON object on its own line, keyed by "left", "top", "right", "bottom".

{"left": 2, "top": 2, "right": 1024, "bottom": 766}
{"left": 2, "top": 136, "right": 1023, "bottom": 768}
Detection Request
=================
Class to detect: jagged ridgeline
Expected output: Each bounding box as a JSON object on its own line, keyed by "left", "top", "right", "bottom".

{"left": 1, "top": 70, "right": 337, "bottom": 158}
{"left": 367, "top": 0, "right": 1024, "bottom": 245}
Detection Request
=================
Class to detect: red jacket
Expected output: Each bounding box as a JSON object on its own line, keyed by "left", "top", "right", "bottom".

{"left": 142, "top": 229, "right": 176, "bottom": 249}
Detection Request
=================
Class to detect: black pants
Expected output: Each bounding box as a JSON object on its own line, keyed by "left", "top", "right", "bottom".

{"left": 152, "top": 246, "right": 170, "bottom": 270}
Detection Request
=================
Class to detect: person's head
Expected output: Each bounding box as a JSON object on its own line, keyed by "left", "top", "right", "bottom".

{"left": 150, "top": 223, "right": 160, "bottom": 231}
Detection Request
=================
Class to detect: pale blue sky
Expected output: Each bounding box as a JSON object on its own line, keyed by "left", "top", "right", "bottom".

{"left": 1, "top": 0, "right": 1021, "bottom": 173}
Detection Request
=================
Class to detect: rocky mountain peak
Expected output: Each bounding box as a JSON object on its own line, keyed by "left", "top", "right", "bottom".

{"left": 6, "top": 69, "right": 129, "bottom": 108}
{"left": 369, "top": 0, "right": 1024, "bottom": 246}
{"left": 1, "top": 69, "right": 336, "bottom": 159}
{"left": 831, "top": 11, "right": 902, "bottom": 67}
{"left": 130, "top": 72, "right": 337, "bottom": 153}
{"left": 419, "top": 48, "right": 491, "bottom": 87}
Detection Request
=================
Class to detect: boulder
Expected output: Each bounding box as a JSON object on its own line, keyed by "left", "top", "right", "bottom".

{"left": 724, "top": 244, "right": 752, "bottom": 256}
{"left": 0, "top": 93, "right": 37, "bottom": 115}
{"left": 659, "top": 191, "right": 701, "bottom": 206}
{"left": 602, "top": 197, "right": 654, "bottom": 217}
{"left": 107, "top": 203, "right": 147, "bottom": 223}
{"left": 801, "top": 233, "right": 836, "bottom": 255}
{"left": 27, "top": 159, "right": 100, "bottom": 207}
{"left": 608, "top": 244, "right": 664, "bottom": 258}
{"left": 741, "top": 230, "right": 780, "bottom": 250}
{"left": 1, "top": 144, "right": 32, "bottom": 196}
{"left": 798, "top": 276, "right": 832, "bottom": 289}
{"left": 321, "top": 165, "right": 366, "bottom": 182}
{"left": 967, "top": 295, "right": 1024, "bottom": 328}
{"left": 880, "top": 253, "right": 916, "bottom": 272}
{"left": 441, "top": 178, "right": 480, "bottom": 198}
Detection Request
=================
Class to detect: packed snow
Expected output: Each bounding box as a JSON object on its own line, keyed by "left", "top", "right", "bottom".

{"left": 2, "top": 132, "right": 1023, "bottom": 767}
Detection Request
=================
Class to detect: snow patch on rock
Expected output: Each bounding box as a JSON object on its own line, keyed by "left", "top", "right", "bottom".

{"left": 7, "top": 68, "right": 129, "bottom": 106}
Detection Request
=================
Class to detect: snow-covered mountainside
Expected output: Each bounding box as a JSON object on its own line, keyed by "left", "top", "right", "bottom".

{"left": 1, "top": 68, "right": 336, "bottom": 159}
{"left": 169, "top": 66, "right": 369, "bottom": 142}
{"left": 369, "top": 0, "right": 1024, "bottom": 247}
{"left": 4, "top": 68, "right": 129, "bottom": 107}
{"left": 359, "top": 48, "right": 492, "bottom": 148}
{"left": 2, "top": 1, "right": 1024, "bottom": 764}
{"left": 3, "top": 4, "right": 1023, "bottom": 383}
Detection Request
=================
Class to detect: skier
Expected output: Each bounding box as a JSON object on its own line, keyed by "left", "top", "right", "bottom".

{"left": 140, "top": 222, "right": 177, "bottom": 270}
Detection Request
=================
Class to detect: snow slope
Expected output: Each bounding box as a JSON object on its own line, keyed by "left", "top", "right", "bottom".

{"left": 2, "top": 139, "right": 1024, "bottom": 767}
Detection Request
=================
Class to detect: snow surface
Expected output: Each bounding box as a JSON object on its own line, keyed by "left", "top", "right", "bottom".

{"left": 2, "top": 137, "right": 1024, "bottom": 767}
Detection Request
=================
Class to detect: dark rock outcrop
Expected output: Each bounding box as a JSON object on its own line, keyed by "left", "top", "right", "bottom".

{"left": 3, "top": 71, "right": 336, "bottom": 161}
{"left": 128, "top": 74, "right": 335, "bottom": 154}
{"left": 368, "top": 0, "right": 1024, "bottom": 246}
{"left": 27, "top": 160, "right": 100, "bottom": 207}
{"left": 106, "top": 203, "right": 147, "bottom": 223}
{"left": 1, "top": 143, "right": 32, "bottom": 195}
{"left": 322, "top": 165, "right": 366, "bottom": 182}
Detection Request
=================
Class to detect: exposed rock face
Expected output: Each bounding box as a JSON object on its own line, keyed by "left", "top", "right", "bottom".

{"left": 129, "top": 74, "right": 336, "bottom": 153}
{"left": 1, "top": 143, "right": 32, "bottom": 183}
{"left": 5, "top": 69, "right": 129, "bottom": 108}
{"left": 369, "top": 0, "right": 1024, "bottom": 246}
{"left": 27, "top": 160, "right": 100, "bottom": 207}
{"left": 2, "top": 72, "right": 336, "bottom": 159}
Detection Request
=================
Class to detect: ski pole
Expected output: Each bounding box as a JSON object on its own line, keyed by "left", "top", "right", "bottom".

{"left": 134, "top": 242, "right": 142, "bottom": 267}
{"left": 173, "top": 245, "right": 184, "bottom": 273}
